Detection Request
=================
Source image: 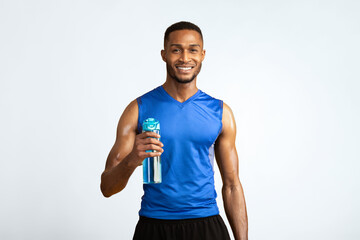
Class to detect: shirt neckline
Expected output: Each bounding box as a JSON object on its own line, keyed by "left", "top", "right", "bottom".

{"left": 159, "top": 85, "right": 201, "bottom": 108}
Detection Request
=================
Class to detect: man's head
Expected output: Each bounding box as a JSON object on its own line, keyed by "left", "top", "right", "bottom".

{"left": 164, "top": 21, "right": 203, "bottom": 48}
{"left": 161, "top": 21, "right": 205, "bottom": 84}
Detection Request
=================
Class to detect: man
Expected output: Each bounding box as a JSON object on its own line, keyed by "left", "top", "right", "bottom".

{"left": 100, "top": 21, "right": 248, "bottom": 240}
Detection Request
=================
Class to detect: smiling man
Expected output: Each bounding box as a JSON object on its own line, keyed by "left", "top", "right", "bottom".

{"left": 100, "top": 21, "right": 248, "bottom": 240}
{"left": 164, "top": 32, "right": 203, "bottom": 84}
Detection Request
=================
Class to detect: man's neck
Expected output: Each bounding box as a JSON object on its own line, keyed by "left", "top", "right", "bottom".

{"left": 162, "top": 78, "right": 199, "bottom": 103}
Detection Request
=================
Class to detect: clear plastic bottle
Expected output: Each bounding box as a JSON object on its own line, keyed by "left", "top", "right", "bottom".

{"left": 142, "top": 118, "right": 161, "bottom": 184}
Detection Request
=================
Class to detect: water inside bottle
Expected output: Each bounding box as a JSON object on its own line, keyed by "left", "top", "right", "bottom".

{"left": 142, "top": 129, "right": 161, "bottom": 184}
{"left": 143, "top": 155, "right": 161, "bottom": 184}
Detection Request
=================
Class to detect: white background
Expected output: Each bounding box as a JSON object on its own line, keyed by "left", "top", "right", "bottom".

{"left": 1, "top": 0, "right": 359, "bottom": 239}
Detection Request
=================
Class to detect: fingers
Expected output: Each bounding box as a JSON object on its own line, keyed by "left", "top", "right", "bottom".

{"left": 138, "top": 144, "right": 164, "bottom": 152}
{"left": 133, "top": 145, "right": 163, "bottom": 161}
{"left": 136, "top": 132, "right": 163, "bottom": 147}
{"left": 139, "top": 131, "right": 160, "bottom": 139}
{"left": 139, "top": 150, "right": 163, "bottom": 159}
{"left": 132, "top": 132, "right": 164, "bottom": 163}
{"left": 135, "top": 141, "right": 164, "bottom": 154}
{"left": 139, "top": 137, "right": 163, "bottom": 146}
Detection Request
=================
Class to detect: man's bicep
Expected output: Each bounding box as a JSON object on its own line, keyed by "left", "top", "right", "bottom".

{"left": 104, "top": 99, "right": 138, "bottom": 171}
{"left": 215, "top": 134, "right": 239, "bottom": 182}
{"left": 215, "top": 103, "right": 240, "bottom": 185}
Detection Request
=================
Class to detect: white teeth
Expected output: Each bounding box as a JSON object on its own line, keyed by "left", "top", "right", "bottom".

{"left": 178, "top": 67, "right": 192, "bottom": 70}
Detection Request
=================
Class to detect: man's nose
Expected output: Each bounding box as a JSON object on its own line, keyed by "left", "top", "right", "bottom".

{"left": 179, "top": 51, "right": 189, "bottom": 62}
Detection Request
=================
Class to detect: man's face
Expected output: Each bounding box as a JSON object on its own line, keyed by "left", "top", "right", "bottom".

{"left": 161, "top": 30, "right": 206, "bottom": 84}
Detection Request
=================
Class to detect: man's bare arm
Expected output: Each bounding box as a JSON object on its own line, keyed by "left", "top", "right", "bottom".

{"left": 215, "top": 102, "right": 248, "bottom": 240}
{"left": 100, "top": 99, "right": 163, "bottom": 197}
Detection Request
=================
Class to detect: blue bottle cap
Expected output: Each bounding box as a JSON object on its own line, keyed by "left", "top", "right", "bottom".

{"left": 142, "top": 118, "right": 160, "bottom": 132}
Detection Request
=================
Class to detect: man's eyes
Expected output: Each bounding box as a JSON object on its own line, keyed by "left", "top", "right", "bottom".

{"left": 171, "top": 49, "right": 198, "bottom": 53}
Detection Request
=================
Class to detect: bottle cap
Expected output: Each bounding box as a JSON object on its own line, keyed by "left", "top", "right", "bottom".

{"left": 142, "top": 118, "right": 160, "bottom": 132}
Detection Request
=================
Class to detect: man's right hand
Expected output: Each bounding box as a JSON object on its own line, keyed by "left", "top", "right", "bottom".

{"left": 130, "top": 131, "right": 164, "bottom": 167}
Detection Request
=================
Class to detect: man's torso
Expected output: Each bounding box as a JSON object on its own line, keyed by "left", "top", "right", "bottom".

{"left": 137, "top": 86, "right": 223, "bottom": 219}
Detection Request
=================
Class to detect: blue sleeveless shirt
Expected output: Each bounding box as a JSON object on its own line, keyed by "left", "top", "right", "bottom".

{"left": 136, "top": 85, "right": 223, "bottom": 219}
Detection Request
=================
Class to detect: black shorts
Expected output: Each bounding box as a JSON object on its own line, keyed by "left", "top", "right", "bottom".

{"left": 133, "top": 214, "right": 231, "bottom": 240}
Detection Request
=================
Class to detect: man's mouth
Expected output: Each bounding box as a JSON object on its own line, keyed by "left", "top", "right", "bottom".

{"left": 176, "top": 66, "right": 194, "bottom": 71}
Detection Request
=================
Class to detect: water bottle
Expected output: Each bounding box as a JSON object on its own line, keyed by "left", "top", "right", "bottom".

{"left": 142, "top": 118, "right": 161, "bottom": 184}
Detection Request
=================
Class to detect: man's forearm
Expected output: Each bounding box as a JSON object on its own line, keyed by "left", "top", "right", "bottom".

{"left": 222, "top": 183, "right": 248, "bottom": 240}
{"left": 100, "top": 153, "right": 138, "bottom": 197}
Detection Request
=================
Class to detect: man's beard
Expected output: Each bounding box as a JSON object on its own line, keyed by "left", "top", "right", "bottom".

{"left": 166, "top": 63, "right": 202, "bottom": 84}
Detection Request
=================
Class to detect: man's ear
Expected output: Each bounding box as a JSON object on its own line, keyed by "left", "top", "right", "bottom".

{"left": 161, "top": 49, "right": 166, "bottom": 62}
{"left": 201, "top": 49, "right": 206, "bottom": 61}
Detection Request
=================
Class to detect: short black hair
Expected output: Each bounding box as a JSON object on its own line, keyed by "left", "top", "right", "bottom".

{"left": 164, "top": 21, "right": 203, "bottom": 47}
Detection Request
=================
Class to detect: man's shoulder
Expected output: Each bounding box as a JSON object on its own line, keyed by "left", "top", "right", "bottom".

{"left": 197, "top": 89, "right": 223, "bottom": 106}
{"left": 137, "top": 86, "right": 162, "bottom": 103}
{"left": 139, "top": 86, "right": 162, "bottom": 98}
